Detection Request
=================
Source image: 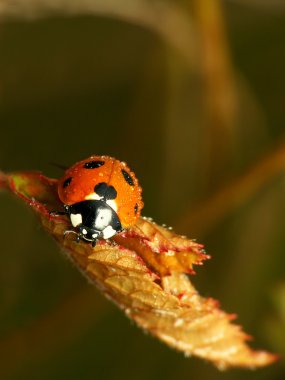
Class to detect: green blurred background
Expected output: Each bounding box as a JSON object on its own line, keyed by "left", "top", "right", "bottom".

{"left": 1, "top": 0, "right": 285, "bottom": 379}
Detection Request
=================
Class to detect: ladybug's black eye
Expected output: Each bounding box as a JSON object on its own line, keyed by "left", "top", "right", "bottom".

{"left": 121, "top": 169, "right": 134, "bottom": 186}
{"left": 84, "top": 161, "right": 105, "bottom": 169}
{"left": 63, "top": 177, "right": 72, "bottom": 188}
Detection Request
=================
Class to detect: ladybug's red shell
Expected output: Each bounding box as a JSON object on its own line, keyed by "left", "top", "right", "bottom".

{"left": 58, "top": 156, "right": 143, "bottom": 228}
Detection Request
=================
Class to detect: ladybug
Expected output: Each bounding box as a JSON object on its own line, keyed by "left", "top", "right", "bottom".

{"left": 56, "top": 156, "right": 143, "bottom": 247}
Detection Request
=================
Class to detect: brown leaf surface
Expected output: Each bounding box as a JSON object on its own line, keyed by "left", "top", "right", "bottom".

{"left": 115, "top": 217, "right": 209, "bottom": 276}
{"left": 3, "top": 171, "right": 277, "bottom": 369}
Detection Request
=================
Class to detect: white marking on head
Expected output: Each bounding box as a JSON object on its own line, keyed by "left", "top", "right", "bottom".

{"left": 82, "top": 229, "right": 87, "bottom": 235}
{"left": 92, "top": 233, "right": 98, "bottom": 239}
{"left": 70, "top": 213, "right": 83, "bottom": 227}
{"left": 102, "top": 225, "right": 117, "bottom": 239}
{"left": 95, "top": 208, "right": 112, "bottom": 230}
{"left": 85, "top": 193, "right": 102, "bottom": 201}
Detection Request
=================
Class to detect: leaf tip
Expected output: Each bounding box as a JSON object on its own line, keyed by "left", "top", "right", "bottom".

{"left": 250, "top": 350, "right": 280, "bottom": 368}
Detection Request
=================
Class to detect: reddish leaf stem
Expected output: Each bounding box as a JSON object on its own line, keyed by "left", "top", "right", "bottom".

{"left": 176, "top": 138, "right": 285, "bottom": 237}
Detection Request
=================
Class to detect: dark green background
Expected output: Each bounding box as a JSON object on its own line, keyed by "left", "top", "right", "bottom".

{"left": 1, "top": 1, "right": 285, "bottom": 379}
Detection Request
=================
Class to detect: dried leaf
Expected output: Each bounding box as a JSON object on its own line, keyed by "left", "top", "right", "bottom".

{"left": 115, "top": 218, "right": 208, "bottom": 276}
{"left": 3, "top": 171, "right": 277, "bottom": 369}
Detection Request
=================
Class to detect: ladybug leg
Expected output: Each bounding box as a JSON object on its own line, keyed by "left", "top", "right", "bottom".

{"left": 63, "top": 230, "right": 74, "bottom": 236}
{"left": 108, "top": 239, "right": 117, "bottom": 246}
{"left": 92, "top": 239, "right": 97, "bottom": 248}
{"left": 50, "top": 205, "right": 70, "bottom": 217}
{"left": 50, "top": 210, "right": 66, "bottom": 216}
{"left": 64, "top": 230, "right": 81, "bottom": 244}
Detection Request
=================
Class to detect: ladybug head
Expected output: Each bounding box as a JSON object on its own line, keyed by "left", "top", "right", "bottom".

{"left": 66, "top": 200, "right": 122, "bottom": 244}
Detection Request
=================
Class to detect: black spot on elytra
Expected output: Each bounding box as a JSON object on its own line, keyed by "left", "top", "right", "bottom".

{"left": 95, "top": 182, "right": 117, "bottom": 200}
{"left": 134, "top": 203, "right": 138, "bottom": 214}
{"left": 121, "top": 169, "right": 134, "bottom": 186}
{"left": 84, "top": 160, "right": 105, "bottom": 169}
{"left": 63, "top": 177, "right": 72, "bottom": 188}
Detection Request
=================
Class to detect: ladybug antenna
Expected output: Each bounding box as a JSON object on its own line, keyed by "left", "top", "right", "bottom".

{"left": 49, "top": 162, "right": 68, "bottom": 171}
